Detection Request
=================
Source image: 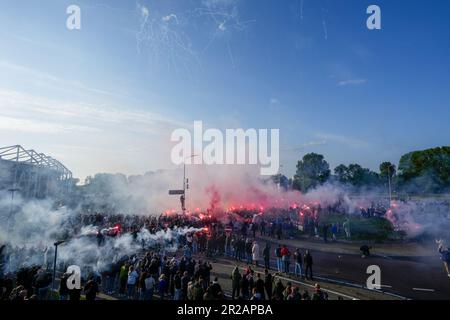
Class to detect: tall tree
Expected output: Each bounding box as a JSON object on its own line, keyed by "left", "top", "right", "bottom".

{"left": 334, "top": 164, "right": 350, "bottom": 184}
{"left": 380, "top": 162, "right": 396, "bottom": 181}
{"left": 293, "top": 153, "right": 330, "bottom": 192}
{"left": 345, "top": 164, "right": 380, "bottom": 187}
{"left": 398, "top": 146, "right": 450, "bottom": 193}
{"left": 272, "top": 174, "right": 289, "bottom": 190}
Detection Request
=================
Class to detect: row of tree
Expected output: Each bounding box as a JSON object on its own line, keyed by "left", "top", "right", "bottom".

{"left": 286, "top": 147, "right": 449, "bottom": 194}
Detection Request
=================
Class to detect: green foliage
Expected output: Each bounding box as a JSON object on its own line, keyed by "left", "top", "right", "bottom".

{"left": 293, "top": 153, "right": 330, "bottom": 192}
{"left": 398, "top": 146, "right": 450, "bottom": 193}
{"left": 379, "top": 162, "right": 396, "bottom": 179}
{"left": 334, "top": 164, "right": 350, "bottom": 184}
{"left": 333, "top": 163, "right": 380, "bottom": 187}
{"left": 307, "top": 213, "right": 397, "bottom": 241}
{"left": 271, "top": 174, "right": 289, "bottom": 189}
{"left": 349, "top": 216, "right": 395, "bottom": 241}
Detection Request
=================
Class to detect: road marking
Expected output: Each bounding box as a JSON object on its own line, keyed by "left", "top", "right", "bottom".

{"left": 380, "top": 285, "right": 392, "bottom": 288}
{"left": 275, "top": 274, "right": 360, "bottom": 300}
{"left": 412, "top": 288, "right": 435, "bottom": 292}
{"left": 213, "top": 261, "right": 359, "bottom": 300}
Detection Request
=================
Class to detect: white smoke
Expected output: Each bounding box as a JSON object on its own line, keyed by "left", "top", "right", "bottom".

{"left": 2, "top": 165, "right": 449, "bottom": 274}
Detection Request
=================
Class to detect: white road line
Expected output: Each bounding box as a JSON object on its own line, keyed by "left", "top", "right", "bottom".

{"left": 275, "top": 274, "right": 360, "bottom": 300}
{"left": 213, "top": 262, "right": 359, "bottom": 300}
{"left": 380, "top": 285, "right": 392, "bottom": 288}
{"left": 412, "top": 288, "right": 435, "bottom": 292}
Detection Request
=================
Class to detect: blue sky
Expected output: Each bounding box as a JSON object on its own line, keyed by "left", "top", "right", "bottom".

{"left": 0, "top": 0, "right": 449, "bottom": 180}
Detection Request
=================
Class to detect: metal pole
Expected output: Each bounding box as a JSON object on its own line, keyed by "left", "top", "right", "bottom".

{"left": 6, "top": 147, "right": 20, "bottom": 272}
{"left": 52, "top": 240, "right": 65, "bottom": 299}
{"left": 183, "top": 162, "right": 186, "bottom": 195}
{"left": 387, "top": 165, "right": 392, "bottom": 207}
{"left": 52, "top": 244, "right": 58, "bottom": 295}
{"left": 182, "top": 162, "right": 186, "bottom": 215}
{"left": 182, "top": 155, "right": 196, "bottom": 215}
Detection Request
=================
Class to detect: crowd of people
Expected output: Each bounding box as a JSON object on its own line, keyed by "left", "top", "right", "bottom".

{"left": 4, "top": 199, "right": 448, "bottom": 301}
{"left": 0, "top": 209, "right": 333, "bottom": 301}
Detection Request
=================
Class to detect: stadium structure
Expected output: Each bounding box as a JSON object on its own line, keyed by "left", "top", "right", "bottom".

{"left": 0, "top": 145, "right": 73, "bottom": 199}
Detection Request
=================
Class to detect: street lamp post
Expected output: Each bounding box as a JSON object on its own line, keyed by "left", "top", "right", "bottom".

{"left": 51, "top": 240, "right": 65, "bottom": 298}
{"left": 182, "top": 154, "right": 198, "bottom": 215}
{"left": 387, "top": 165, "right": 392, "bottom": 207}
{"left": 6, "top": 187, "right": 19, "bottom": 272}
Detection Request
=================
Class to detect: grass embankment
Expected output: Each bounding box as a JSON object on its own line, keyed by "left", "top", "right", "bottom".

{"left": 296, "top": 214, "right": 404, "bottom": 242}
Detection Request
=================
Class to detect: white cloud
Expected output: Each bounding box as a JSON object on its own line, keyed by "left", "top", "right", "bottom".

{"left": 218, "top": 22, "right": 227, "bottom": 31}
{"left": 162, "top": 14, "right": 178, "bottom": 24}
{"left": 0, "top": 60, "right": 127, "bottom": 98}
{"left": 338, "top": 79, "right": 367, "bottom": 86}
{"left": 270, "top": 98, "right": 280, "bottom": 105}
{"left": 315, "top": 132, "right": 369, "bottom": 149}
{"left": 202, "top": 0, "right": 237, "bottom": 7}
{"left": 0, "top": 88, "right": 187, "bottom": 135}
{"left": 0, "top": 115, "right": 101, "bottom": 134}
{"left": 283, "top": 140, "right": 327, "bottom": 152}
{"left": 0, "top": 88, "right": 189, "bottom": 179}
{"left": 139, "top": 4, "right": 149, "bottom": 19}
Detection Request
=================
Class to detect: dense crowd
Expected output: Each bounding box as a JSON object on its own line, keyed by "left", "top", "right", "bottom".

{"left": 0, "top": 209, "right": 333, "bottom": 301}
{"left": 3, "top": 199, "right": 449, "bottom": 301}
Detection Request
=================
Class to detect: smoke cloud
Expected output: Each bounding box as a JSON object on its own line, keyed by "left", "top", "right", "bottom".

{"left": 1, "top": 165, "right": 449, "bottom": 275}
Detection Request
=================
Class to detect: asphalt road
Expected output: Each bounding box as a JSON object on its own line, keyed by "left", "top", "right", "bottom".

{"left": 255, "top": 237, "right": 450, "bottom": 300}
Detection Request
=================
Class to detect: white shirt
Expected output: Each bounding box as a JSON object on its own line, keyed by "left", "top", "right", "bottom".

{"left": 127, "top": 271, "right": 139, "bottom": 285}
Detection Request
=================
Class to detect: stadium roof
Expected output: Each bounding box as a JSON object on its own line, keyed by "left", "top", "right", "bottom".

{"left": 0, "top": 145, "right": 72, "bottom": 180}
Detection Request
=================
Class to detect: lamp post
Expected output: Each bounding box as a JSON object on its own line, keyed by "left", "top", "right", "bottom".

{"left": 6, "top": 187, "right": 19, "bottom": 273}
{"left": 387, "top": 165, "right": 392, "bottom": 207}
{"left": 182, "top": 154, "right": 198, "bottom": 214}
{"left": 51, "top": 240, "right": 65, "bottom": 297}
